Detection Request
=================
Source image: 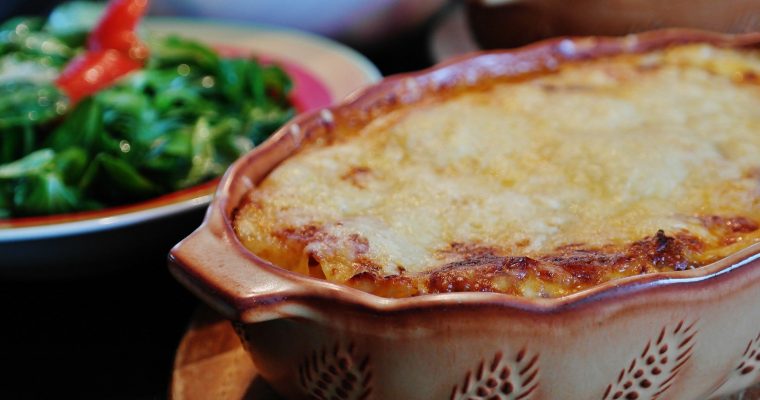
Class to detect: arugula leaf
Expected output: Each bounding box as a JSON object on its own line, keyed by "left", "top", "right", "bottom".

{"left": 96, "top": 153, "right": 160, "bottom": 196}
{"left": 0, "top": 203, "right": 9, "bottom": 219}
{"left": 54, "top": 147, "right": 88, "bottom": 184}
{"left": 0, "top": 17, "right": 45, "bottom": 53}
{"left": 147, "top": 35, "right": 220, "bottom": 73}
{"left": 245, "top": 105, "right": 295, "bottom": 145}
{"left": 176, "top": 117, "right": 226, "bottom": 188}
{"left": 0, "top": 53, "right": 60, "bottom": 84}
{"left": 0, "top": 148, "right": 55, "bottom": 179}
{"left": 13, "top": 172, "right": 81, "bottom": 216}
{"left": 46, "top": 97, "right": 100, "bottom": 152}
{"left": 262, "top": 64, "right": 292, "bottom": 103}
{"left": 0, "top": 81, "right": 67, "bottom": 129}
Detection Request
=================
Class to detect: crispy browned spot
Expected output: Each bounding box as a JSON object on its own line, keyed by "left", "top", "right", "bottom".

{"left": 515, "top": 238, "right": 531, "bottom": 248}
{"left": 744, "top": 167, "right": 760, "bottom": 180}
{"left": 340, "top": 166, "right": 372, "bottom": 189}
{"left": 635, "top": 63, "right": 662, "bottom": 73}
{"left": 700, "top": 215, "right": 759, "bottom": 234}
{"left": 700, "top": 215, "right": 759, "bottom": 245}
{"left": 351, "top": 256, "right": 381, "bottom": 275}
{"left": 274, "top": 224, "right": 322, "bottom": 244}
{"left": 273, "top": 222, "right": 747, "bottom": 298}
{"left": 437, "top": 242, "right": 501, "bottom": 259}
{"left": 741, "top": 71, "right": 759, "bottom": 83}
{"left": 632, "top": 229, "right": 702, "bottom": 271}
{"left": 426, "top": 230, "right": 706, "bottom": 295}
{"left": 348, "top": 233, "right": 370, "bottom": 254}
{"left": 538, "top": 83, "right": 595, "bottom": 92}
{"left": 427, "top": 255, "right": 539, "bottom": 294}
{"left": 541, "top": 248, "right": 628, "bottom": 282}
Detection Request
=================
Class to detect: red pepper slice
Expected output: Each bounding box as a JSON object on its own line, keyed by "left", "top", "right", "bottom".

{"left": 88, "top": 0, "right": 150, "bottom": 53}
{"left": 56, "top": 0, "right": 150, "bottom": 104}
{"left": 56, "top": 50, "right": 143, "bottom": 104}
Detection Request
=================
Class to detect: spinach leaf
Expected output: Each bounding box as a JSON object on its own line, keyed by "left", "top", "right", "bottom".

{"left": 13, "top": 172, "right": 81, "bottom": 216}
{"left": 96, "top": 153, "right": 160, "bottom": 196}
{"left": 0, "top": 148, "right": 55, "bottom": 179}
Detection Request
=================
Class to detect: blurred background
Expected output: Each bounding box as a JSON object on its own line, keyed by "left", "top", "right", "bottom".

{"left": 7, "top": 0, "right": 760, "bottom": 70}
{"left": 0, "top": 0, "right": 452, "bottom": 75}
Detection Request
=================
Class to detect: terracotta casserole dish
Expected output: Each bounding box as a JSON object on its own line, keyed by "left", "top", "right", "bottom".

{"left": 169, "top": 30, "right": 760, "bottom": 400}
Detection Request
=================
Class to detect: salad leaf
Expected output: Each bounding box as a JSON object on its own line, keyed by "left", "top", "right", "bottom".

{"left": 95, "top": 153, "right": 160, "bottom": 196}
{"left": 177, "top": 117, "right": 225, "bottom": 188}
{"left": 147, "top": 35, "right": 221, "bottom": 73}
{"left": 0, "top": 17, "right": 45, "bottom": 51}
{"left": 0, "top": 53, "right": 60, "bottom": 84}
{"left": 0, "top": 148, "right": 55, "bottom": 179}
{"left": 13, "top": 172, "right": 81, "bottom": 216}
{"left": 54, "top": 147, "right": 88, "bottom": 184}
{"left": 46, "top": 97, "right": 100, "bottom": 152}
{"left": 0, "top": 81, "right": 67, "bottom": 129}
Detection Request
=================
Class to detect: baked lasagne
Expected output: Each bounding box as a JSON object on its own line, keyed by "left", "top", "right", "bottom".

{"left": 234, "top": 43, "right": 760, "bottom": 298}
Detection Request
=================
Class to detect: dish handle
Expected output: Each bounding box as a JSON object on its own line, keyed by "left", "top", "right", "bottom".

{"left": 168, "top": 199, "right": 307, "bottom": 323}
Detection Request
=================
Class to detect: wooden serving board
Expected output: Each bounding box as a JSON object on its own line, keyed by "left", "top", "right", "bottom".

{"left": 171, "top": 306, "right": 760, "bottom": 400}
{"left": 171, "top": 306, "right": 279, "bottom": 400}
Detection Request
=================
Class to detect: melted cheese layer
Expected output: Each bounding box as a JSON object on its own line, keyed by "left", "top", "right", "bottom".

{"left": 235, "top": 44, "right": 760, "bottom": 298}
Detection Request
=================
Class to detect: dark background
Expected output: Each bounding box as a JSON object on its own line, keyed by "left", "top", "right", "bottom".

{"left": 1, "top": 0, "right": 62, "bottom": 20}
{"left": 0, "top": 1, "right": 437, "bottom": 398}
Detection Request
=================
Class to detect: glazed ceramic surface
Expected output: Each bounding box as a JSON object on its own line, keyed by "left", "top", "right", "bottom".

{"left": 171, "top": 308, "right": 760, "bottom": 400}
{"left": 0, "top": 18, "right": 380, "bottom": 278}
{"left": 466, "top": 0, "right": 760, "bottom": 49}
{"left": 170, "top": 30, "right": 760, "bottom": 399}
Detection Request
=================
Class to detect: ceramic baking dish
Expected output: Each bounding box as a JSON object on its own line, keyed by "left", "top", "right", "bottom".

{"left": 169, "top": 30, "right": 760, "bottom": 399}
{"left": 465, "top": 0, "right": 760, "bottom": 49}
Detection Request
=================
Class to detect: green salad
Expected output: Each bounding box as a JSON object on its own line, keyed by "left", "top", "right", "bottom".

{"left": 0, "top": 1, "right": 294, "bottom": 218}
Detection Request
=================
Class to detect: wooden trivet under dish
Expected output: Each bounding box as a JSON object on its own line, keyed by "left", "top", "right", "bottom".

{"left": 171, "top": 306, "right": 760, "bottom": 400}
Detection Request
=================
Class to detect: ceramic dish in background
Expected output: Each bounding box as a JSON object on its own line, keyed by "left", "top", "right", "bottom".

{"left": 429, "top": 1, "right": 480, "bottom": 63}
{"left": 0, "top": 18, "right": 380, "bottom": 279}
{"left": 466, "top": 0, "right": 760, "bottom": 50}
{"left": 432, "top": 0, "right": 760, "bottom": 63}
{"left": 170, "top": 30, "right": 760, "bottom": 399}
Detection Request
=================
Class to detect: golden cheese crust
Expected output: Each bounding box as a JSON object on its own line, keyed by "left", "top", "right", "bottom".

{"left": 234, "top": 43, "right": 760, "bottom": 298}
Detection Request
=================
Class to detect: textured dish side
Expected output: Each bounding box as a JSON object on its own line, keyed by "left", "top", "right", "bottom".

{"left": 465, "top": 0, "right": 760, "bottom": 49}
{"left": 169, "top": 30, "right": 760, "bottom": 400}
{"left": 231, "top": 252, "right": 760, "bottom": 399}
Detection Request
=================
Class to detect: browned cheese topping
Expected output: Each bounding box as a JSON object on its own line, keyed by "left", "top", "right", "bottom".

{"left": 234, "top": 44, "right": 760, "bottom": 298}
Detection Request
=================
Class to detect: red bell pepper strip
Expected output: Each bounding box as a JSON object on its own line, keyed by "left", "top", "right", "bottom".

{"left": 55, "top": 0, "right": 150, "bottom": 104}
{"left": 88, "top": 0, "right": 150, "bottom": 53}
